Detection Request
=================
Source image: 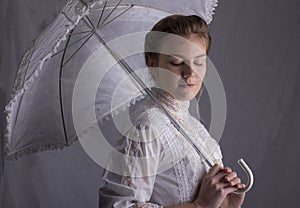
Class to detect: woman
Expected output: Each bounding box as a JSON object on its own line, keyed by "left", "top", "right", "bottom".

{"left": 99, "top": 15, "right": 246, "bottom": 208}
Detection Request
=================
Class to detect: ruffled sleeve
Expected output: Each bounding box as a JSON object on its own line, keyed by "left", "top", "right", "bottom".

{"left": 99, "top": 123, "right": 164, "bottom": 208}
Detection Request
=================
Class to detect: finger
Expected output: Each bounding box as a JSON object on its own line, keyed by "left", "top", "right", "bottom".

{"left": 224, "top": 184, "right": 247, "bottom": 194}
{"left": 221, "top": 167, "right": 232, "bottom": 174}
{"left": 227, "top": 177, "right": 241, "bottom": 187}
{"left": 224, "top": 171, "right": 238, "bottom": 182}
{"left": 207, "top": 171, "right": 228, "bottom": 186}
{"left": 223, "top": 185, "right": 239, "bottom": 194}
{"left": 216, "top": 181, "right": 233, "bottom": 189}
{"left": 206, "top": 164, "right": 223, "bottom": 177}
{"left": 208, "top": 167, "right": 236, "bottom": 184}
{"left": 215, "top": 184, "right": 239, "bottom": 196}
{"left": 235, "top": 183, "right": 246, "bottom": 189}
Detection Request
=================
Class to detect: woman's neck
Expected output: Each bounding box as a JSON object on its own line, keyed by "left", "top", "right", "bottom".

{"left": 153, "top": 88, "right": 190, "bottom": 113}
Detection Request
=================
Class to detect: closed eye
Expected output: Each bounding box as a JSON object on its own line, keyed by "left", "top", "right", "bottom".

{"left": 170, "top": 62, "right": 184, "bottom": 66}
{"left": 194, "top": 62, "right": 203, "bottom": 66}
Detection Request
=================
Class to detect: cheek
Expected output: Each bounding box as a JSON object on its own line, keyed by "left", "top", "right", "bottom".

{"left": 195, "top": 66, "right": 206, "bottom": 80}
{"left": 195, "top": 83, "right": 202, "bottom": 94}
{"left": 156, "top": 68, "right": 181, "bottom": 84}
{"left": 193, "top": 77, "right": 204, "bottom": 95}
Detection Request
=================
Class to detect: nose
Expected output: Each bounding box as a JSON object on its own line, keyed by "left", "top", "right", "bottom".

{"left": 181, "top": 63, "right": 195, "bottom": 79}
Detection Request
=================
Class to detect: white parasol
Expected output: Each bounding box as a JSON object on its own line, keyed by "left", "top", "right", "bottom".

{"left": 4, "top": 0, "right": 217, "bottom": 158}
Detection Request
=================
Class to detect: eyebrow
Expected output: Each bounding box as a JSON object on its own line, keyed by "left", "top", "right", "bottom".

{"left": 168, "top": 54, "right": 206, "bottom": 59}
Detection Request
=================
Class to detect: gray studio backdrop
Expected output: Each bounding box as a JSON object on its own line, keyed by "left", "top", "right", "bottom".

{"left": 1, "top": 0, "right": 300, "bottom": 207}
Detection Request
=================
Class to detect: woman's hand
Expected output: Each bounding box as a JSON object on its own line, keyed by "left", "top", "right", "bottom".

{"left": 193, "top": 164, "right": 246, "bottom": 208}
{"left": 220, "top": 167, "right": 246, "bottom": 208}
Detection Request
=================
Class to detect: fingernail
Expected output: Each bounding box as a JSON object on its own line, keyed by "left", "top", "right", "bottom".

{"left": 238, "top": 184, "right": 245, "bottom": 189}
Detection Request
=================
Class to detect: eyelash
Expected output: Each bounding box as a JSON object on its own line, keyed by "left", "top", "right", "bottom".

{"left": 194, "top": 62, "right": 203, "bottom": 66}
{"left": 170, "top": 62, "right": 203, "bottom": 67}
{"left": 170, "top": 62, "right": 183, "bottom": 66}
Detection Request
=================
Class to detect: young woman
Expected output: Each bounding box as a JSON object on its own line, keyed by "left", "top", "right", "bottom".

{"left": 99, "top": 15, "right": 246, "bottom": 208}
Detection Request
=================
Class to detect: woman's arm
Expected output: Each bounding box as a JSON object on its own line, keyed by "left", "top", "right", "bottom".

{"left": 99, "top": 124, "right": 164, "bottom": 208}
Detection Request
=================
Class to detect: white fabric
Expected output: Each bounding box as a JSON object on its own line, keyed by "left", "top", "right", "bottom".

{"left": 106, "top": 0, "right": 218, "bottom": 24}
{"left": 99, "top": 90, "right": 222, "bottom": 207}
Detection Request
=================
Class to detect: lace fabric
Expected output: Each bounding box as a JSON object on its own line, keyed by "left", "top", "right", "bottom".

{"left": 134, "top": 202, "right": 163, "bottom": 208}
{"left": 154, "top": 90, "right": 222, "bottom": 203}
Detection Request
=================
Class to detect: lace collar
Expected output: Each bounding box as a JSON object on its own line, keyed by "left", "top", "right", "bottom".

{"left": 153, "top": 89, "right": 190, "bottom": 123}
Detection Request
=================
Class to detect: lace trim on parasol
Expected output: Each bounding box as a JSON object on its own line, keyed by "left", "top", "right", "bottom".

{"left": 207, "top": 0, "right": 219, "bottom": 24}
{"left": 4, "top": 142, "right": 75, "bottom": 160}
{"left": 4, "top": 0, "right": 100, "bottom": 159}
{"left": 95, "top": 93, "right": 145, "bottom": 125}
{"left": 74, "top": 93, "right": 146, "bottom": 142}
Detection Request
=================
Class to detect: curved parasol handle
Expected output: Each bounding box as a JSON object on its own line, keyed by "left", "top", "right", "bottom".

{"left": 233, "top": 158, "right": 254, "bottom": 194}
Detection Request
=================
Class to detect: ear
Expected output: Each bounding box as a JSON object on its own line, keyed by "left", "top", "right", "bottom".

{"left": 148, "top": 61, "right": 158, "bottom": 82}
{"left": 146, "top": 54, "right": 158, "bottom": 67}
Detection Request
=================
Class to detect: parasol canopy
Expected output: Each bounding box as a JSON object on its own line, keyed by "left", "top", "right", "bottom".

{"left": 4, "top": 0, "right": 219, "bottom": 159}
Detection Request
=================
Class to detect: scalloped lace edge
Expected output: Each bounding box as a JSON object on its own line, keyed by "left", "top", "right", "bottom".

{"left": 207, "top": 0, "right": 218, "bottom": 24}
{"left": 77, "top": 93, "right": 145, "bottom": 138}
{"left": 4, "top": 0, "right": 98, "bottom": 160}
{"left": 5, "top": 142, "right": 77, "bottom": 160}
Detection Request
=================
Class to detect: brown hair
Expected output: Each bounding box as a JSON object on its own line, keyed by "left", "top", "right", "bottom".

{"left": 144, "top": 14, "right": 211, "bottom": 66}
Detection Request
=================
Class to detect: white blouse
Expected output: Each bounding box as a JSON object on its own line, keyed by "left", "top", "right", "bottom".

{"left": 99, "top": 90, "right": 223, "bottom": 208}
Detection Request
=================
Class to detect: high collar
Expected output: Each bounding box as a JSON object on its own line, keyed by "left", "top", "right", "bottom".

{"left": 153, "top": 88, "right": 190, "bottom": 116}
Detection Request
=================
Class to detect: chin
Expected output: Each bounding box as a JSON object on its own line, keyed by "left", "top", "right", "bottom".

{"left": 173, "top": 91, "right": 196, "bottom": 101}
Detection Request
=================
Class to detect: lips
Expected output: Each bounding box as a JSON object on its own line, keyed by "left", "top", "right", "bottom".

{"left": 179, "top": 83, "right": 195, "bottom": 88}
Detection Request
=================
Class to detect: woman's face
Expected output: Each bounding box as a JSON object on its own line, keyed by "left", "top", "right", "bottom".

{"left": 150, "top": 34, "right": 207, "bottom": 101}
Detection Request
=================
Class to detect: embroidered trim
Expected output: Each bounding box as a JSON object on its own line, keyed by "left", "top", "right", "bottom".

{"left": 121, "top": 139, "right": 140, "bottom": 188}
{"left": 121, "top": 132, "right": 163, "bottom": 208}
{"left": 150, "top": 108, "right": 192, "bottom": 203}
{"left": 134, "top": 202, "right": 163, "bottom": 208}
{"left": 150, "top": 92, "right": 222, "bottom": 203}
